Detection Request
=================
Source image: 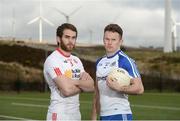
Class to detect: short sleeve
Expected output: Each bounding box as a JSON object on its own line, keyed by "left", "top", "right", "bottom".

{"left": 120, "top": 58, "right": 141, "bottom": 78}
{"left": 44, "top": 58, "right": 63, "bottom": 80}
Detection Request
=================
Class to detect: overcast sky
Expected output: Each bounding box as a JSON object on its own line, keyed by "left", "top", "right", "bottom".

{"left": 0, "top": 0, "right": 180, "bottom": 47}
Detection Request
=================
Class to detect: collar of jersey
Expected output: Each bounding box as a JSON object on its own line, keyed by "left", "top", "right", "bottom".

{"left": 106, "top": 50, "right": 121, "bottom": 59}
{"left": 56, "top": 48, "right": 71, "bottom": 58}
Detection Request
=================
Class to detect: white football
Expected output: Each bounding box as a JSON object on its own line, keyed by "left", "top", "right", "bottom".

{"left": 108, "top": 68, "right": 131, "bottom": 86}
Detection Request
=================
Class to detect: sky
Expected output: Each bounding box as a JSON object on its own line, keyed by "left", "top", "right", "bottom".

{"left": 0, "top": 0, "right": 180, "bottom": 47}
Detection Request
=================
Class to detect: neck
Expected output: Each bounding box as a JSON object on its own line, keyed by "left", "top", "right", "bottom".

{"left": 106, "top": 49, "right": 120, "bottom": 57}
{"left": 57, "top": 47, "right": 71, "bottom": 57}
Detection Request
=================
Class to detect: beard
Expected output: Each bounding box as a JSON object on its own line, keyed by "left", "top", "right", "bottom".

{"left": 60, "top": 41, "right": 75, "bottom": 52}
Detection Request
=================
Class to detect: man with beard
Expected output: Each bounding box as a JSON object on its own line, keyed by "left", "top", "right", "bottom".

{"left": 43, "top": 23, "right": 94, "bottom": 121}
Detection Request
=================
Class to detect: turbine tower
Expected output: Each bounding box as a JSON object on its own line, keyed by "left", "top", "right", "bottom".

{"left": 88, "top": 29, "right": 93, "bottom": 43}
{"left": 164, "top": 0, "right": 172, "bottom": 53}
{"left": 12, "top": 8, "right": 15, "bottom": 39}
{"left": 171, "top": 16, "right": 180, "bottom": 51}
{"left": 28, "top": 0, "right": 54, "bottom": 43}
{"left": 54, "top": 6, "right": 81, "bottom": 23}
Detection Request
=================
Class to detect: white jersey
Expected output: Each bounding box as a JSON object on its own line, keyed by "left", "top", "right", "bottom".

{"left": 43, "top": 48, "right": 84, "bottom": 120}
{"left": 96, "top": 50, "right": 140, "bottom": 116}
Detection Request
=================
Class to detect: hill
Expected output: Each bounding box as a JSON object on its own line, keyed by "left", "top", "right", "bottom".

{"left": 0, "top": 39, "right": 180, "bottom": 91}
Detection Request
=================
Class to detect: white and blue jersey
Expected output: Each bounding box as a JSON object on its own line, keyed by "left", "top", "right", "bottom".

{"left": 96, "top": 50, "right": 141, "bottom": 116}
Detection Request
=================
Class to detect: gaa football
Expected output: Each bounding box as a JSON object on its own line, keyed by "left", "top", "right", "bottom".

{"left": 108, "top": 68, "right": 131, "bottom": 86}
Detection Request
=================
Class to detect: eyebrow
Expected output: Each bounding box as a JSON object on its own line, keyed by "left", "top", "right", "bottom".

{"left": 64, "top": 34, "right": 76, "bottom": 38}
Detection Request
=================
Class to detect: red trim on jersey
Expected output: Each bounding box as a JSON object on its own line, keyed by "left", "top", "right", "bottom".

{"left": 52, "top": 113, "right": 57, "bottom": 121}
{"left": 56, "top": 48, "right": 70, "bottom": 57}
{"left": 54, "top": 68, "right": 62, "bottom": 76}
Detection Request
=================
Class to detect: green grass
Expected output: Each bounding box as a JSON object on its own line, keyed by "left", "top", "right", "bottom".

{"left": 0, "top": 91, "right": 180, "bottom": 120}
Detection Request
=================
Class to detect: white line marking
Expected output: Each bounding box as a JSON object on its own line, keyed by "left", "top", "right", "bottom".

{"left": 12, "top": 102, "right": 48, "bottom": 108}
{"left": 0, "top": 96, "right": 48, "bottom": 101}
{"left": 12, "top": 101, "right": 180, "bottom": 111}
{"left": 131, "top": 104, "right": 180, "bottom": 111}
{"left": 12, "top": 102, "right": 90, "bottom": 109}
{"left": 0, "top": 114, "right": 31, "bottom": 120}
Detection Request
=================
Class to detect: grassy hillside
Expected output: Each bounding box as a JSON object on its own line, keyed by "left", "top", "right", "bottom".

{"left": 0, "top": 40, "right": 180, "bottom": 91}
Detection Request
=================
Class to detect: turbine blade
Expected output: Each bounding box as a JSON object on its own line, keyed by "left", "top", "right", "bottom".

{"left": 27, "top": 17, "right": 40, "bottom": 25}
{"left": 42, "top": 17, "right": 54, "bottom": 26}
{"left": 69, "top": 6, "right": 82, "bottom": 16}
{"left": 54, "top": 8, "right": 67, "bottom": 17}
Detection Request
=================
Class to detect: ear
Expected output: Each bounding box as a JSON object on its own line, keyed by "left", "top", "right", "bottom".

{"left": 56, "top": 36, "right": 61, "bottom": 45}
{"left": 119, "top": 39, "right": 123, "bottom": 46}
{"left": 121, "top": 39, "right": 123, "bottom": 44}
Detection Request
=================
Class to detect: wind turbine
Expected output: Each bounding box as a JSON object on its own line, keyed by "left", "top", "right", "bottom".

{"left": 12, "top": 8, "right": 15, "bottom": 39}
{"left": 164, "top": 0, "right": 172, "bottom": 53}
{"left": 171, "top": 16, "right": 180, "bottom": 51}
{"left": 28, "top": 0, "right": 54, "bottom": 43}
{"left": 54, "top": 6, "right": 82, "bottom": 23}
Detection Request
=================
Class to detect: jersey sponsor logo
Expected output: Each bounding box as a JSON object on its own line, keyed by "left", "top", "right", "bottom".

{"left": 52, "top": 113, "right": 57, "bottom": 121}
{"left": 64, "top": 70, "right": 72, "bottom": 78}
{"left": 64, "top": 69, "right": 81, "bottom": 79}
{"left": 54, "top": 68, "right": 62, "bottom": 76}
{"left": 97, "top": 76, "right": 107, "bottom": 81}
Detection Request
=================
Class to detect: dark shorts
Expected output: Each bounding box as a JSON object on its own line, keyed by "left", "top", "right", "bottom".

{"left": 100, "top": 114, "right": 132, "bottom": 121}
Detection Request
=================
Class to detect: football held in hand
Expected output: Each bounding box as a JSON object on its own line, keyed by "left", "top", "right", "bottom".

{"left": 108, "top": 68, "right": 131, "bottom": 86}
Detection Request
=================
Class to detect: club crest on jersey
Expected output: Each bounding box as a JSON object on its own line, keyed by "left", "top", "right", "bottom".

{"left": 110, "top": 61, "right": 116, "bottom": 67}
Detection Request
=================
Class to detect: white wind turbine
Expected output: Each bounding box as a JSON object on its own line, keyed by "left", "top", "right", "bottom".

{"left": 28, "top": 0, "right": 54, "bottom": 43}
{"left": 12, "top": 8, "right": 15, "bottom": 39}
{"left": 171, "top": 16, "right": 180, "bottom": 51}
{"left": 54, "top": 6, "right": 82, "bottom": 23}
{"left": 164, "top": 0, "right": 172, "bottom": 53}
{"left": 88, "top": 29, "right": 93, "bottom": 43}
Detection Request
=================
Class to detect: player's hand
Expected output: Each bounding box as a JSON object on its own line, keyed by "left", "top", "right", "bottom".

{"left": 106, "top": 77, "right": 127, "bottom": 92}
{"left": 80, "top": 72, "right": 93, "bottom": 81}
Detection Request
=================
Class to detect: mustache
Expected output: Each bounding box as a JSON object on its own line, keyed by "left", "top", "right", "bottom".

{"left": 67, "top": 43, "right": 74, "bottom": 46}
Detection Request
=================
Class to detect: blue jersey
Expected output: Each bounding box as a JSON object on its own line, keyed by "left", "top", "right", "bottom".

{"left": 96, "top": 50, "right": 140, "bottom": 116}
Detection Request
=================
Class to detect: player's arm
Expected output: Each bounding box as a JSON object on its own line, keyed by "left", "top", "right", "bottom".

{"left": 91, "top": 78, "right": 100, "bottom": 120}
{"left": 75, "top": 72, "right": 94, "bottom": 92}
{"left": 54, "top": 75, "right": 81, "bottom": 97}
{"left": 121, "top": 77, "right": 144, "bottom": 94}
{"left": 107, "top": 58, "right": 144, "bottom": 95}
{"left": 120, "top": 59, "right": 144, "bottom": 94}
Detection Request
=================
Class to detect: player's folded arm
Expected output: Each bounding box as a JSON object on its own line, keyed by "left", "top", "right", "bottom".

{"left": 54, "top": 75, "right": 81, "bottom": 97}
{"left": 77, "top": 72, "right": 95, "bottom": 92}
